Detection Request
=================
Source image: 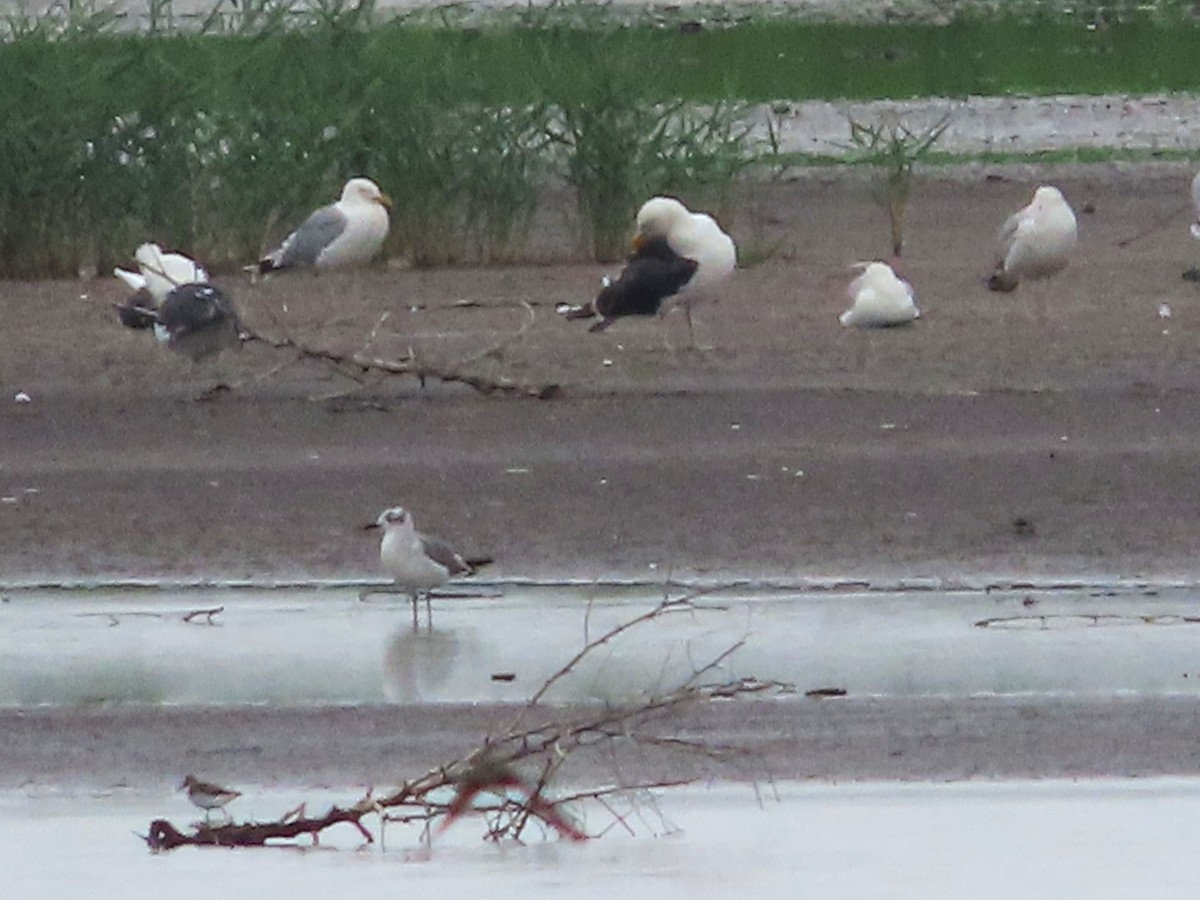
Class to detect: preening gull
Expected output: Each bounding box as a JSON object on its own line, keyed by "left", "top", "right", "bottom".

{"left": 631, "top": 196, "right": 737, "bottom": 347}
{"left": 114, "top": 244, "right": 209, "bottom": 328}
{"left": 1190, "top": 171, "right": 1200, "bottom": 240}
{"left": 840, "top": 261, "right": 919, "bottom": 327}
{"left": 155, "top": 284, "right": 242, "bottom": 361}
{"left": 986, "top": 185, "right": 1077, "bottom": 292}
{"left": 363, "top": 506, "right": 492, "bottom": 630}
{"left": 181, "top": 775, "right": 241, "bottom": 823}
{"left": 561, "top": 236, "right": 700, "bottom": 331}
{"left": 118, "top": 283, "right": 242, "bottom": 362}
{"left": 257, "top": 177, "right": 392, "bottom": 274}
{"left": 557, "top": 197, "right": 735, "bottom": 346}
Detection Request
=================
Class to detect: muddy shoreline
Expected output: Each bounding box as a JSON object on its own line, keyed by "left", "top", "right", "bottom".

{"left": 6, "top": 165, "right": 1200, "bottom": 784}
{"left": 4, "top": 169, "right": 1200, "bottom": 583}
{"left": 6, "top": 697, "right": 1200, "bottom": 789}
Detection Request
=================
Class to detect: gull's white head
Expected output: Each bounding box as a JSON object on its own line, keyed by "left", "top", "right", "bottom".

{"left": 371, "top": 505, "right": 412, "bottom": 532}
{"left": 635, "top": 196, "right": 690, "bottom": 241}
{"left": 1030, "top": 185, "right": 1067, "bottom": 210}
{"left": 342, "top": 177, "right": 393, "bottom": 210}
{"left": 853, "top": 261, "right": 896, "bottom": 284}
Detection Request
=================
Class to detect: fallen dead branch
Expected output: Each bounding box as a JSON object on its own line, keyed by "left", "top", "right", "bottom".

{"left": 77, "top": 605, "right": 225, "bottom": 626}
{"left": 182, "top": 606, "right": 224, "bottom": 624}
{"left": 239, "top": 301, "right": 560, "bottom": 400}
{"left": 142, "top": 593, "right": 791, "bottom": 852}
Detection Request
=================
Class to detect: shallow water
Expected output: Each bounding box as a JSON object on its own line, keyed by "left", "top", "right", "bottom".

{"left": 4, "top": 580, "right": 1200, "bottom": 707}
{"left": 7, "top": 778, "right": 1200, "bottom": 898}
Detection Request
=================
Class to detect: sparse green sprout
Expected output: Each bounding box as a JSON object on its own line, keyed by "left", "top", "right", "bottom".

{"left": 842, "top": 111, "right": 951, "bottom": 258}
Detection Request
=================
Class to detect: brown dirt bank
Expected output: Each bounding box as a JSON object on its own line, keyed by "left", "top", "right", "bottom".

{"left": 5, "top": 697, "right": 1200, "bottom": 789}
{"left": 3, "top": 166, "right": 1200, "bottom": 584}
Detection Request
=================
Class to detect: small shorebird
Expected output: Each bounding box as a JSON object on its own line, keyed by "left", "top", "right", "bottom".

{"left": 363, "top": 506, "right": 492, "bottom": 630}
{"left": 181, "top": 774, "right": 241, "bottom": 823}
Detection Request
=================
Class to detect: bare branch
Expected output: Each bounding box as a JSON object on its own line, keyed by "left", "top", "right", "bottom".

{"left": 239, "top": 310, "right": 559, "bottom": 399}
{"left": 182, "top": 606, "right": 224, "bottom": 624}
{"left": 141, "top": 594, "right": 791, "bottom": 852}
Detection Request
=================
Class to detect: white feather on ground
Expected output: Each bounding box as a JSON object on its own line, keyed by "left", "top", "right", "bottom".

{"left": 632, "top": 196, "right": 736, "bottom": 347}
{"left": 840, "top": 262, "right": 919, "bottom": 327}
{"left": 986, "top": 185, "right": 1078, "bottom": 292}
{"left": 114, "top": 243, "right": 208, "bottom": 305}
{"left": 257, "top": 177, "right": 392, "bottom": 274}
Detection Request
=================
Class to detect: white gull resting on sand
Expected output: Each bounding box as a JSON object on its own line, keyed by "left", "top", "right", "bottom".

{"left": 363, "top": 506, "right": 492, "bottom": 630}
{"left": 256, "top": 177, "right": 392, "bottom": 274}
{"left": 114, "top": 243, "right": 208, "bottom": 314}
{"left": 840, "top": 261, "right": 919, "bottom": 328}
{"left": 986, "top": 185, "right": 1077, "bottom": 293}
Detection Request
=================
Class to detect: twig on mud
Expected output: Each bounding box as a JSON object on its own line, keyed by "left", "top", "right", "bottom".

{"left": 238, "top": 301, "right": 559, "bottom": 399}
{"left": 182, "top": 605, "right": 224, "bottom": 625}
{"left": 141, "top": 595, "right": 791, "bottom": 852}
{"left": 1114, "top": 201, "right": 1191, "bottom": 248}
{"left": 77, "top": 606, "right": 224, "bottom": 626}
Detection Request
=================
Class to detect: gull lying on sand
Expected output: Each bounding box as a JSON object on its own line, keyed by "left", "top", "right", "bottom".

{"left": 363, "top": 506, "right": 492, "bottom": 630}
{"left": 256, "top": 177, "right": 392, "bottom": 274}
{"left": 839, "top": 261, "right": 919, "bottom": 327}
{"left": 986, "top": 185, "right": 1077, "bottom": 293}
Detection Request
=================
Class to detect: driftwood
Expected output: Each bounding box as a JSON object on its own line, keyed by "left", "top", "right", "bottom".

{"left": 142, "top": 594, "right": 792, "bottom": 852}
{"left": 239, "top": 301, "right": 560, "bottom": 400}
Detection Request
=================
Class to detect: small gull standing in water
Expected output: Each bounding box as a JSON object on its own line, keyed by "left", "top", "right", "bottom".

{"left": 363, "top": 506, "right": 492, "bottom": 630}
{"left": 256, "top": 177, "right": 392, "bottom": 275}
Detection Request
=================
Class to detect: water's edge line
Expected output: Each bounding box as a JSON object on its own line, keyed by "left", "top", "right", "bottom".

{"left": 1, "top": 574, "right": 1193, "bottom": 595}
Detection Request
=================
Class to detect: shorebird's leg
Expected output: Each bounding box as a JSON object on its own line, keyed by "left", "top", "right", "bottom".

{"left": 410, "top": 593, "right": 419, "bottom": 631}
{"left": 425, "top": 592, "right": 433, "bottom": 630}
